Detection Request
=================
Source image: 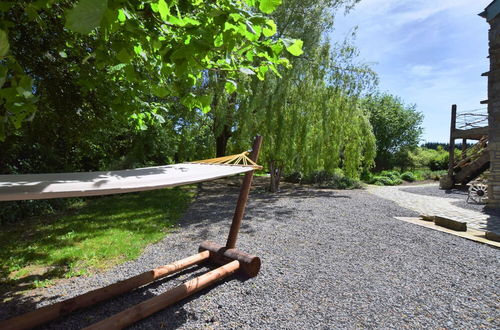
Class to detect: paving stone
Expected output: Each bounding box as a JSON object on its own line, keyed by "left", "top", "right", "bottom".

{"left": 367, "top": 183, "right": 500, "bottom": 234}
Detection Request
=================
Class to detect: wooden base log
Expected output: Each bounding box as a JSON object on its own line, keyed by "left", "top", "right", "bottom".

{"left": 434, "top": 216, "right": 467, "bottom": 231}
{"left": 199, "top": 240, "right": 261, "bottom": 277}
{"left": 84, "top": 260, "right": 241, "bottom": 330}
{"left": 0, "top": 251, "right": 210, "bottom": 330}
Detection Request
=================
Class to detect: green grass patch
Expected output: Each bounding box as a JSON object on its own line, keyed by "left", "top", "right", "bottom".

{"left": 0, "top": 187, "right": 194, "bottom": 297}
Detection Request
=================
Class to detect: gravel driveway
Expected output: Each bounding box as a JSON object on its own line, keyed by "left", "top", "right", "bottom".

{"left": 1, "top": 178, "right": 499, "bottom": 329}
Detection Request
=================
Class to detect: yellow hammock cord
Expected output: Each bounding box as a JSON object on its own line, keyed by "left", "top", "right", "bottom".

{"left": 191, "top": 151, "right": 262, "bottom": 170}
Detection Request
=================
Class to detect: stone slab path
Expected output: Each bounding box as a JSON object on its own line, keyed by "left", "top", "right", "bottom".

{"left": 367, "top": 183, "right": 500, "bottom": 233}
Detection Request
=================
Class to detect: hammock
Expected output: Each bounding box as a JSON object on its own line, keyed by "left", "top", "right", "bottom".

{"left": 0, "top": 138, "right": 264, "bottom": 330}
{"left": 0, "top": 151, "right": 261, "bottom": 202}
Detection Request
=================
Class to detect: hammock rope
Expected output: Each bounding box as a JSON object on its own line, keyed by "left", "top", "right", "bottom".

{"left": 192, "top": 151, "right": 263, "bottom": 170}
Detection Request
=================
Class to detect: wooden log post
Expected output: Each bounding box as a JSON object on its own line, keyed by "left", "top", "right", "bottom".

{"left": 226, "top": 135, "right": 263, "bottom": 249}
{"left": 199, "top": 240, "right": 261, "bottom": 277}
{"left": 0, "top": 251, "right": 210, "bottom": 330}
{"left": 462, "top": 138, "right": 467, "bottom": 160}
{"left": 84, "top": 260, "right": 241, "bottom": 330}
{"left": 448, "top": 104, "right": 457, "bottom": 177}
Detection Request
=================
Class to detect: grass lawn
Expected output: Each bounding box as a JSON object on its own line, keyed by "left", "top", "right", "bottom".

{"left": 0, "top": 187, "right": 195, "bottom": 299}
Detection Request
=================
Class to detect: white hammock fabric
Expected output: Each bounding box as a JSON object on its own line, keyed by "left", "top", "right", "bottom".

{"left": 0, "top": 163, "right": 253, "bottom": 201}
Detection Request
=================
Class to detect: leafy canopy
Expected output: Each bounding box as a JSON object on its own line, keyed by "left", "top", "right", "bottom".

{"left": 362, "top": 93, "right": 423, "bottom": 170}
{"left": 0, "top": 0, "right": 302, "bottom": 140}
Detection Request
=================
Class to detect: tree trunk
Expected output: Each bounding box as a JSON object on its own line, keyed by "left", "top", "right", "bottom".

{"left": 269, "top": 160, "right": 283, "bottom": 193}
{"left": 215, "top": 125, "right": 232, "bottom": 157}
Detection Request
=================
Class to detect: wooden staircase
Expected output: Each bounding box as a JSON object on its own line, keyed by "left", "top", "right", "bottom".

{"left": 440, "top": 105, "right": 490, "bottom": 189}
{"left": 452, "top": 137, "right": 489, "bottom": 185}
{"left": 440, "top": 137, "right": 489, "bottom": 188}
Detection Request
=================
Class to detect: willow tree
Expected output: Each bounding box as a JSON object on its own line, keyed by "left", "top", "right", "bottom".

{"left": 218, "top": 0, "right": 377, "bottom": 191}
{"left": 233, "top": 39, "right": 377, "bottom": 191}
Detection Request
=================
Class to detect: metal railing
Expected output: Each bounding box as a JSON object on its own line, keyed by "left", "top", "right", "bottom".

{"left": 455, "top": 108, "right": 488, "bottom": 130}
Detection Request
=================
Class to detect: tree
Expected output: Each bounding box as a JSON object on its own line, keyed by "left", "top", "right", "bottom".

{"left": 362, "top": 93, "right": 423, "bottom": 170}
{"left": 0, "top": 0, "right": 299, "bottom": 141}
{"left": 218, "top": 0, "right": 378, "bottom": 191}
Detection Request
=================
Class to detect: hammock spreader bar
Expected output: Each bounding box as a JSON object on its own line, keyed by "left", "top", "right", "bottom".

{"left": 0, "top": 136, "right": 264, "bottom": 330}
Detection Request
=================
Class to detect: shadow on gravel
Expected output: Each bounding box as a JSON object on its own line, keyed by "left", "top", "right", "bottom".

{"left": 1, "top": 176, "right": 355, "bottom": 328}
{"left": 41, "top": 263, "right": 249, "bottom": 330}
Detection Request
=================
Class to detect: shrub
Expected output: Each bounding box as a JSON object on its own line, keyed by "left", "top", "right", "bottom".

{"left": 304, "top": 170, "right": 332, "bottom": 184}
{"left": 369, "top": 175, "right": 402, "bottom": 186}
{"left": 292, "top": 169, "right": 361, "bottom": 189}
{"left": 367, "top": 170, "right": 403, "bottom": 186}
{"left": 401, "top": 171, "right": 416, "bottom": 182}
{"left": 284, "top": 171, "right": 303, "bottom": 183}
{"left": 327, "top": 173, "right": 362, "bottom": 189}
{"left": 379, "top": 170, "right": 401, "bottom": 180}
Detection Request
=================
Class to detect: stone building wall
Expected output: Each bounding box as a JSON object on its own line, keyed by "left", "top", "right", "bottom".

{"left": 487, "top": 15, "right": 500, "bottom": 207}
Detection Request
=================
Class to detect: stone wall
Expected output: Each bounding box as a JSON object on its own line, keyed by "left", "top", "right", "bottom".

{"left": 487, "top": 15, "right": 500, "bottom": 207}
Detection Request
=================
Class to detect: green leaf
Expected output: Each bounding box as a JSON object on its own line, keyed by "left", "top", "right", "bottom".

{"left": 152, "top": 86, "right": 169, "bottom": 97}
{"left": 167, "top": 15, "right": 186, "bottom": 26}
{"left": 108, "top": 63, "right": 126, "bottom": 73}
{"left": 214, "top": 34, "right": 223, "bottom": 47}
{"left": 225, "top": 80, "right": 237, "bottom": 94}
{"left": 257, "top": 65, "right": 269, "bottom": 80}
{"left": 59, "top": 51, "right": 67, "bottom": 58}
{"left": 285, "top": 39, "right": 303, "bottom": 56}
{"left": 263, "top": 19, "right": 277, "bottom": 37}
{"left": 0, "top": 30, "right": 9, "bottom": 57}
{"left": 117, "top": 9, "right": 126, "bottom": 22}
{"left": 116, "top": 48, "right": 132, "bottom": 63}
{"left": 259, "top": 0, "right": 282, "bottom": 14}
{"left": 157, "top": 0, "right": 170, "bottom": 21}
{"left": 66, "top": 0, "right": 108, "bottom": 34}
{"left": 198, "top": 94, "right": 212, "bottom": 113}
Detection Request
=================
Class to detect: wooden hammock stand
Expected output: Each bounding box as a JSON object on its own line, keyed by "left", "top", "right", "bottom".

{"left": 1, "top": 136, "right": 263, "bottom": 330}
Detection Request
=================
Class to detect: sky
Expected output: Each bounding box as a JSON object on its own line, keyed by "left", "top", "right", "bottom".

{"left": 331, "top": 0, "right": 491, "bottom": 143}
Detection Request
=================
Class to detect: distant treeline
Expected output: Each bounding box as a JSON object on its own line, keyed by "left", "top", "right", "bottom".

{"left": 421, "top": 142, "right": 474, "bottom": 151}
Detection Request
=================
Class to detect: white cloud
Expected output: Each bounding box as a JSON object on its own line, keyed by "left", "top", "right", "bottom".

{"left": 409, "top": 64, "right": 433, "bottom": 77}
{"left": 351, "top": 0, "right": 480, "bottom": 26}
{"left": 331, "top": 0, "right": 491, "bottom": 141}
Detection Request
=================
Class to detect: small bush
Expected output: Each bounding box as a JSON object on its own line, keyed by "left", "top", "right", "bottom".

{"left": 283, "top": 171, "right": 303, "bottom": 183}
{"left": 401, "top": 171, "right": 416, "bottom": 182}
{"left": 295, "top": 169, "right": 361, "bottom": 189}
{"left": 379, "top": 170, "right": 401, "bottom": 180}
{"left": 411, "top": 169, "right": 446, "bottom": 181}
{"left": 369, "top": 175, "right": 402, "bottom": 186}
{"left": 304, "top": 170, "right": 332, "bottom": 184}
{"left": 326, "top": 173, "right": 362, "bottom": 189}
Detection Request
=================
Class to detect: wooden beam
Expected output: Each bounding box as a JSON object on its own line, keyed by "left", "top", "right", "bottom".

{"left": 433, "top": 216, "right": 467, "bottom": 232}
{"left": 226, "top": 135, "right": 263, "bottom": 249}
{"left": 451, "top": 127, "right": 488, "bottom": 140}
{"left": 0, "top": 251, "right": 210, "bottom": 330}
{"left": 199, "top": 240, "right": 261, "bottom": 277}
{"left": 84, "top": 260, "right": 241, "bottom": 330}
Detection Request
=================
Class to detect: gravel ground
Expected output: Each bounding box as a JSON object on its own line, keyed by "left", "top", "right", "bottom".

{"left": 399, "top": 184, "right": 490, "bottom": 213}
{"left": 1, "top": 178, "right": 499, "bottom": 329}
